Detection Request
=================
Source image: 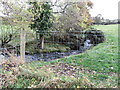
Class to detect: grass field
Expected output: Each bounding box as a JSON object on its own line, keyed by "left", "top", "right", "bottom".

{"left": 1, "top": 24, "right": 118, "bottom": 88}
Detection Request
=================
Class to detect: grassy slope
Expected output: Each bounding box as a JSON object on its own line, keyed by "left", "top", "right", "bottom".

{"left": 21, "top": 24, "right": 118, "bottom": 88}
{"left": 29, "top": 24, "right": 118, "bottom": 73}
{"left": 1, "top": 24, "right": 118, "bottom": 88}
{"left": 54, "top": 24, "right": 118, "bottom": 72}
{"left": 54, "top": 24, "right": 118, "bottom": 87}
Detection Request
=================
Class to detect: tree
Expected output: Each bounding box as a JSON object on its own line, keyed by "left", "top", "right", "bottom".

{"left": 0, "top": 0, "right": 31, "bottom": 62}
{"left": 53, "top": 0, "right": 93, "bottom": 30}
{"left": 0, "top": 0, "right": 28, "bottom": 47}
{"left": 93, "top": 14, "right": 103, "bottom": 24}
{"left": 29, "top": 2, "right": 53, "bottom": 49}
{"left": 50, "top": 0, "right": 93, "bottom": 49}
{"left": 0, "top": 25, "right": 18, "bottom": 48}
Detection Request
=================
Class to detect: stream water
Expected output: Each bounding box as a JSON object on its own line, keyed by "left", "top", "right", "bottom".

{"left": 24, "top": 50, "right": 84, "bottom": 62}
{"left": 24, "top": 40, "right": 92, "bottom": 62}
{"left": 0, "top": 42, "right": 92, "bottom": 69}
{"left": 0, "top": 49, "right": 86, "bottom": 69}
{"left": 0, "top": 40, "right": 92, "bottom": 63}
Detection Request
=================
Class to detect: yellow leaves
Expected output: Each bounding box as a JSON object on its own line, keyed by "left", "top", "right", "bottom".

{"left": 77, "top": 86, "right": 80, "bottom": 88}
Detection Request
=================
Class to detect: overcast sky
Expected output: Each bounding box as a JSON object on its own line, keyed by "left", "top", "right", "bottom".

{"left": 90, "top": 0, "right": 119, "bottom": 20}
{"left": 0, "top": 0, "right": 119, "bottom": 20}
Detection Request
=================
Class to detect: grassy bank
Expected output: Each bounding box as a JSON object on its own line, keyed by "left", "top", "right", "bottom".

{"left": 1, "top": 24, "right": 118, "bottom": 88}
{"left": 25, "top": 40, "right": 71, "bottom": 54}
{"left": 58, "top": 24, "right": 118, "bottom": 73}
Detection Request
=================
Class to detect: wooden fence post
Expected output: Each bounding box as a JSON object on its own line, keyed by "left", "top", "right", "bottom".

{"left": 20, "top": 28, "right": 26, "bottom": 63}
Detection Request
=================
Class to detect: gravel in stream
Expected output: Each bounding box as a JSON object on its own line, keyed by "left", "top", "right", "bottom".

{"left": 24, "top": 50, "right": 84, "bottom": 62}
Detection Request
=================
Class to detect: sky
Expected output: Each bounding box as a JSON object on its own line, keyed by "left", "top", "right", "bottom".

{"left": 0, "top": 0, "right": 119, "bottom": 20}
{"left": 90, "top": 0, "right": 119, "bottom": 20}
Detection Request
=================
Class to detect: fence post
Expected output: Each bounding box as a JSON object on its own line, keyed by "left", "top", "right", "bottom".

{"left": 20, "top": 28, "right": 26, "bottom": 63}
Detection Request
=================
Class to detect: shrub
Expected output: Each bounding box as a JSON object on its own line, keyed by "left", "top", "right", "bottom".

{"left": 84, "top": 28, "right": 105, "bottom": 45}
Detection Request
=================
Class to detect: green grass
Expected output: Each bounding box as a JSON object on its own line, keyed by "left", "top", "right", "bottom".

{"left": 1, "top": 24, "right": 118, "bottom": 88}
{"left": 53, "top": 24, "right": 118, "bottom": 87}
{"left": 56, "top": 24, "right": 118, "bottom": 72}
{"left": 27, "top": 24, "right": 118, "bottom": 88}
{"left": 25, "top": 40, "right": 70, "bottom": 54}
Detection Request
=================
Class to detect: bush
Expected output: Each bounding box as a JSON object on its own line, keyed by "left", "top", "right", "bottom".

{"left": 50, "top": 32, "right": 84, "bottom": 50}
{"left": 0, "top": 25, "right": 18, "bottom": 48}
{"left": 84, "top": 28, "right": 105, "bottom": 45}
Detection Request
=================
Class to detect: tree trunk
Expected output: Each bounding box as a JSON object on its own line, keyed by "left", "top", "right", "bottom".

{"left": 37, "top": 34, "right": 44, "bottom": 49}
{"left": 40, "top": 35, "right": 44, "bottom": 49}
{"left": 20, "top": 28, "right": 25, "bottom": 63}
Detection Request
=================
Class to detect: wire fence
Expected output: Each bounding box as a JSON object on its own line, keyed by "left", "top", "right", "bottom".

{"left": 0, "top": 15, "right": 118, "bottom": 87}
{"left": 0, "top": 28, "right": 106, "bottom": 63}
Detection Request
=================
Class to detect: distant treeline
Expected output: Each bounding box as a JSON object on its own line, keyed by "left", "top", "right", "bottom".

{"left": 92, "top": 19, "right": 120, "bottom": 25}
{"left": 92, "top": 14, "right": 120, "bottom": 25}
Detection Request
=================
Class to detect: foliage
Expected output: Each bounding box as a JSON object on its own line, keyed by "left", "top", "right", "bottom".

{"left": 28, "top": 1, "right": 53, "bottom": 49}
{"left": 0, "top": 1, "right": 31, "bottom": 47}
{"left": 84, "top": 28, "right": 105, "bottom": 45}
{"left": 0, "top": 25, "right": 18, "bottom": 47}
{"left": 54, "top": 1, "right": 93, "bottom": 32}
{"left": 50, "top": 1, "right": 93, "bottom": 49}
{"left": 93, "top": 14, "right": 104, "bottom": 24}
{"left": 29, "top": 2, "right": 53, "bottom": 38}
{"left": 0, "top": 1, "right": 31, "bottom": 27}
